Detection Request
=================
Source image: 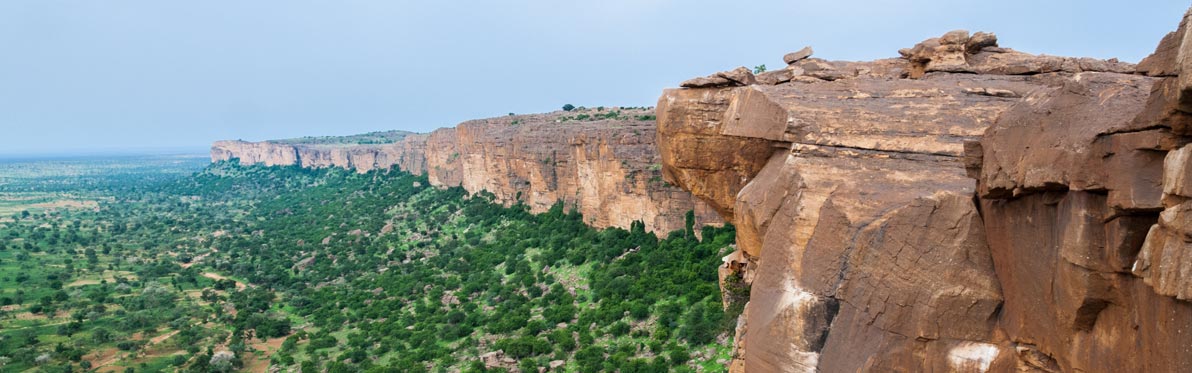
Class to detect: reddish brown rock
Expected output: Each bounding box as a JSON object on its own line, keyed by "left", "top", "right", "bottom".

{"left": 783, "top": 46, "right": 814, "bottom": 65}
{"left": 903, "top": 30, "right": 1135, "bottom": 79}
{"left": 755, "top": 68, "right": 795, "bottom": 85}
{"left": 659, "top": 11, "right": 1192, "bottom": 373}
{"left": 656, "top": 87, "right": 784, "bottom": 221}
{"left": 659, "top": 57, "right": 1047, "bottom": 373}
{"left": 212, "top": 108, "right": 720, "bottom": 235}
{"left": 681, "top": 66, "right": 757, "bottom": 88}
{"left": 422, "top": 110, "right": 720, "bottom": 233}
{"left": 1135, "top": 6, "right": 1192, "bottom": 78}
{"left": 965, "top": 31, "right": 998, "bottom": 54}
{"left": 211, "top": 140, "right": 298, "bottom": 167}
{"left": 976, "top": 72, "right": 1156, "bottom": 199}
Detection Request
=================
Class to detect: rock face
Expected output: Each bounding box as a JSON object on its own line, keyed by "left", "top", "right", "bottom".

{"left": 658, "top": 16, "right": 1192, "bottom": 373}
{"left": 211, "top": 108, "right": 719, "bottom": 235}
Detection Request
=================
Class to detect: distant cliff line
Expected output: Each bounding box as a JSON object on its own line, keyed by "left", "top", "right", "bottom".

{"left": 211, "top": 107, "right": 720, "bottom": 235}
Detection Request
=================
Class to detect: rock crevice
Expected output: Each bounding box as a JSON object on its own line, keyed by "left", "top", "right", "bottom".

{"left": 659, "top": 21, "right": 1192, "bottom": 373}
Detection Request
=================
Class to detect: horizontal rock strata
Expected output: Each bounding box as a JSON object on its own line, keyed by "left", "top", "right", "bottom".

{"left": 660, "top": 22, "right": 1192, "bottom": 373}
{"left": 212, "top": 109, "right": 720, "bottom": 235}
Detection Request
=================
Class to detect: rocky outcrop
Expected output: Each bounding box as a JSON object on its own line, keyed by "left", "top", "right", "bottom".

{"left": 209, "top": 141, "right": 417, "bottom": 173}
{"left": 211, "top": 108, "right": 719, "bottom": 235}
{"left": 659, "top": 14, "right": 1192, "bottom": 373}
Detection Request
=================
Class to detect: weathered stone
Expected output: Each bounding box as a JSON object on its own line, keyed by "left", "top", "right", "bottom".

{"left": 1138, "top": 30, "right": 1182, "bottom": 76}
{"left": 756, "top": 68, "right": 795, "bottom": 85}
{"left": 902, "top": 30, "right": 1137, "bottom": 78}
{"left": 659, "top": 70, "right": 1036, "bottom": 373}
{"left": 1101, "top": 130, "right": 1179, "bottom": 213}
{"left": 656, "top": 87, "right": 781, "bottom": 220}
{"left": 1136, "top": 0, "right": 1191, "bottom": 76}
{"left": 1133, "top": 144, "right": 1192, "bottom": 300}
{"left": 680, "top": 67, "right": 758, "bottom": 88}
{"left": 719, "top": 66, "right": 758, "bottom": 85}
{"left": 793, "top": 58, "right": 849, "bottom": 80}
{"left": 1133, "top": 201, "right": 1192, "bottom": 299}
{"left": 788, "top": 75, "right": 826, "bottom": 84}
{"left": 1164, "top": 145, "right": 1192, "bottom": 198}
{"left": 211, "top": 140, "right": 299, "bottom": 167}
{"left": 940, "top": 29, "right": 970, "bottom": 45}
{"left": 660, "top": 8, "right": 1192, "bottom": 372}
{"left": 681, "top": 75, "right": 734, "bottom": 88}
{"left": 964, "top": 140, "right": 984, "bottom": 179}
{"left": 965, "top": 32, "right": 998, "bottom": 54}
{"left": 212, "top": 108, "right": 721, "bottom": 235}
{"left": 783, "top": 46, "right": 814, "bottom": 65}
{"left": 977, "top": 73, "right": 1154, "bottom": 198}
{"left": 962, "top": 87, "right": 1020, "bottom": 98}
{"left": 1076, "top": 57, "right": 1135, "bottom": 74}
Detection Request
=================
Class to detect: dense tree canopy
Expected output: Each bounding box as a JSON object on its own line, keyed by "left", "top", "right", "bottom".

{"left": 0, "top": 159, "right": 738, "bottom": 372}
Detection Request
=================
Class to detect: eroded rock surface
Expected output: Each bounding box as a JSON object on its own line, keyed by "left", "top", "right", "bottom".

{"left": 659, "top": 15, "right": 1192, "bottom": 373}
{"left": 212, "top": 108, "right": 720, "bottom": 235}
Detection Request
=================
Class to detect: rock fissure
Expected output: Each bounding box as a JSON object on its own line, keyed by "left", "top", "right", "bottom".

{"left": 660, "top": 17, "right": 1192, "bottom": 372}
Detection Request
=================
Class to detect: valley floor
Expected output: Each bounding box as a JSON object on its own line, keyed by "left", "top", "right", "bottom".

{"left": 0, "top": 157, "right": 737, "bottom": 373}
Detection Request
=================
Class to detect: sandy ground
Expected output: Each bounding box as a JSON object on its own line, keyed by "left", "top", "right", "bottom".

{"left": 13, "top": 309, "right": 69, "bottom": 321}
{"left": 242, "top": 335, "right": 289, "bottom": 372}
{"left": 203, "top": 272, "right": 247, "bottom": 290}
{"left": 66, "top": 271, "right": 137, "bottom": 287}
{"left": 67, "top": 279, "right": 102, "bottom": 287}
{"left": 86, "top": 348, "right": 120, "bottom": 372}
{"left": 0, "top": 198, "right": 99, "bottom": 215}
{"left": 90, "top": 329, "right": 180, "bottom": 372}
{"left": 34, "top": 199, "right": 99, "bottom": 210}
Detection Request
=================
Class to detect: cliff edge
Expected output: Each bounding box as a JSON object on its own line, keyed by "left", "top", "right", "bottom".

{"left": 658, "top": 12, "right": 1192, "bottom": 373}
{"left": 211, "top": 108, "right": 720, "bottom": 235}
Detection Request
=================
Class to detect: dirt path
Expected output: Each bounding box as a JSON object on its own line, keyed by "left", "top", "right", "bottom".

{"left": 91, "top": 330, "right": 179, "bottom": 371}
{"left": 148, "top": 330, "right": 179, "bottom": 345}
{"left": 202, "top": 272, "right": 247, "bottom": 290}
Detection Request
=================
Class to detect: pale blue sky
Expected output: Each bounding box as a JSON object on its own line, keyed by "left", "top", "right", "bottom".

{"left": 0, "top": 1, "right": 1188, "bottom": 155}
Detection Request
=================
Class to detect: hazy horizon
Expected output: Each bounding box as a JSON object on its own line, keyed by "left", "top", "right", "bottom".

{"left": 2, "top": 0, "right": 1189, "bottom": 155}
{"left": 0, "top": 146, "right": 211, "bottom": 159}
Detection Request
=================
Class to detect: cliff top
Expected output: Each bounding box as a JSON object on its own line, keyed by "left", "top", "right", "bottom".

{"left": 269, "top": 130, "right": 416, "bottom": 146}
{"left": 216, "top": 106, "right": 657, "bottom": 147}
{"left": 680, "top": 29, "right": 1137, "bottom": 89}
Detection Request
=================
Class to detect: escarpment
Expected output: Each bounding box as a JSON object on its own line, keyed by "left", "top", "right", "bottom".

{"left": 211, "top": 109, "right": 720, "bottom": 235}
{"left": 659, "top": 11, "right": 1192, "bottom": 373}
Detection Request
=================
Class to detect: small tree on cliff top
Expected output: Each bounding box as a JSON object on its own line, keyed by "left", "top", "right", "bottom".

{"left": 562, "top": 104, "right": 575, "bottom": 112}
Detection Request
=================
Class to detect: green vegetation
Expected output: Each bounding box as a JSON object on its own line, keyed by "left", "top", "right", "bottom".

{"left": 562, "top": 104, "right": 575, "bottom": 112}
{"left": 271, "top": 130, "right": 413, "bottom": 146}
{"left": 0, "top": 156, "right": 736, "bottom": 372}
{"left": 557, "top": 109, "right": 648, "bottom": 123}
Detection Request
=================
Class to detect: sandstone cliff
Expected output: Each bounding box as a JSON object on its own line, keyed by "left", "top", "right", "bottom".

{"left": 211, "top": 108, "right": 720, "bottom": 235}
{"left": 658, "top": 15, "right": 1192, "bottom": 373}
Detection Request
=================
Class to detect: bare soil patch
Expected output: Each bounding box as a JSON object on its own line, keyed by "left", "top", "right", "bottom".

{"left": 203, "top": 272, "right": 247, "bottom": 290}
